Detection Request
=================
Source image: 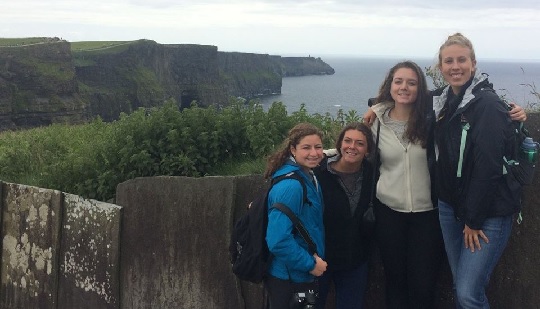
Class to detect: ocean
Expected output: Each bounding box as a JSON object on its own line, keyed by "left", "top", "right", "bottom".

{"left": 258, "top": 57, "right": 540, "bottom": 116}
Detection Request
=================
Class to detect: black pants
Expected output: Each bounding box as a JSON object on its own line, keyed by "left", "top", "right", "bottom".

{"left": 264, "top": 275, "right": 318, "bottom": 309}
{"left": 375, "top": 202, "right": 444, "bottom": 309}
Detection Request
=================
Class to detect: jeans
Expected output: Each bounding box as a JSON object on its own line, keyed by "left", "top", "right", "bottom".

{"left": 315, "top": 262, "right": 369, "bottom": 309}
{"left": 438, "top": 200, "right": 513, "bottom": 309}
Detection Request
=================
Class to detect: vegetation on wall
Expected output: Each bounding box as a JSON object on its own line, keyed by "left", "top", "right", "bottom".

{"left": 0, "top": 99, "right": 361, "bottom": 202}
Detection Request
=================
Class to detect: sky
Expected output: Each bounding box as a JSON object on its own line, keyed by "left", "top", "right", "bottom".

{"left": 2, "top": 0, "right": 540, "bottom": 61}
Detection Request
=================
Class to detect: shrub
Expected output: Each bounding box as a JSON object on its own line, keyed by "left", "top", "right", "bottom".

{"left": 0, "top": 99, "right": 358, "bottom": 201}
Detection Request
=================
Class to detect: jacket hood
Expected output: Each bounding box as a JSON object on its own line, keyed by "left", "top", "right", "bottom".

{"left": 272, "top": 157, "right": 303, "bottom": 179}
{"left": 433, "top": 70, "right": 493, "bottom": 119}
{"left": 371, "top": 101, "right": 394, "bottom": 122}
{"left": 318, "top": 154, "right": 340, "bottom": 175}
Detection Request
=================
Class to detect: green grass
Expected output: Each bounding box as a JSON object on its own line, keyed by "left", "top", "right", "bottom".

{"left": 207, "top": 157, "right": 267, "bottom": 176}
{"left": 70, "top": 41, "right": 132, "bottom": 51}
{"left": 0, "top": 37, "right": 51, "bottom": 46}
{"left": 19, "top": 57, "right": 75, "bottom": 81}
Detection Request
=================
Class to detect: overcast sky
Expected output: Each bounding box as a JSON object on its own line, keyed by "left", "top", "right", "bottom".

{"left": 2, "top": 0, "right": 539, "bottom": 61}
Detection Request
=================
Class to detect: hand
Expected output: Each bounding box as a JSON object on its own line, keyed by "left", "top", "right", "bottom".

{"left": 362, "top": 107, "right": 376, "bottom": 126}
{"left": 309, "top": 254, "right": 327, "bottom": 277}
{"left": 508, "top": 102, "right": 527, "bottom": 122}
{"left": 463, "top": 224, "right": 489, "bottom": 253}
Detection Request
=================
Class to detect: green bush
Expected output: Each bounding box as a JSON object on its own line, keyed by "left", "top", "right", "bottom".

{"left": 0, "top": 99, "right": 354, "bottom": 201}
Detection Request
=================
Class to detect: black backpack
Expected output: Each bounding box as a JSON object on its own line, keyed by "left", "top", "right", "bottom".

{"left": 229, "top": 172, "right": 317, "bottom": 284}
{"left": 456, "top": 101, "right": 536, "bottom": 186}
{"left": 503, "top": 116, "right": 536, "bottom": 186}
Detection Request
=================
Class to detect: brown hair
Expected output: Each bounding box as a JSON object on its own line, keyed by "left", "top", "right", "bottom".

{"left": 438, "top": 32, "right": 476, "bottom": 67}
{"left": 375, "top": 60, "right": 429, "bottom": 147}
{"left": 335, "top": 122, "right": 374, "bottom": 157}
{"left": 264, "top": 122, "right": 323, "bottom": 179}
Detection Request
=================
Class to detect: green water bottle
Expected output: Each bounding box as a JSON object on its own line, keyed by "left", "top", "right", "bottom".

{"left": 520, "top": 137, "right": 539, "bottom": 164}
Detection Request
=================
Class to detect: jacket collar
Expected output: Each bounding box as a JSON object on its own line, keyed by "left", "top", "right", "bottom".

{"left": 371, "top": 101, "right": 394, "bottom": 124}
{"left": 433, "top": 70, "right": 491, "bottom": 119}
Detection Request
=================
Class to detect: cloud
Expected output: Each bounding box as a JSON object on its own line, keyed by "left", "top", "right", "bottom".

{"left": 1, "top": 0, "right": 539, "bottom": 60}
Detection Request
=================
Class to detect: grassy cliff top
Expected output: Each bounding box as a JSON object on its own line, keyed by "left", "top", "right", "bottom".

{"left": 0, "top": 37, "right": 150, "bottom": 53}
{"left": 70, "top": 40, "right": 134, "bottom": 51}
{"left": 0, "top": 37, "right": 61, "bottom": 46}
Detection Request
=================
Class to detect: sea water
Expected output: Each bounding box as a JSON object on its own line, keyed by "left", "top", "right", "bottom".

{"left": 259, "top": 57, "right": 540, "bottom": 116}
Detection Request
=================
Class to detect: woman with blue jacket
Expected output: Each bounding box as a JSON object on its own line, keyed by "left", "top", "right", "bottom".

{"left": 264, "top": 122, "right": 328, "bottom": 309}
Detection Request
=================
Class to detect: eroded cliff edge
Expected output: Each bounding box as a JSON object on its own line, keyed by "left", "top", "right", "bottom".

{"left": 0, "top": 39, "right": 334, "bottom": 130}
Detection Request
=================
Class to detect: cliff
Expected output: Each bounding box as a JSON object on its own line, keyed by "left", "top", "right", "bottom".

{"left": 0, "top": 40, "right": 86, "bottom": 130}
{"left": 75, "top": 40, "right": 228, "bottom": 121}
{"left": 0, "top": 38, "right": 335, "bottom": 130}
{"left": 218, "top": 52, "right": 282, "bottom": 99}
{"left": 280, "top": 56, "right": 335, "bottom": 76}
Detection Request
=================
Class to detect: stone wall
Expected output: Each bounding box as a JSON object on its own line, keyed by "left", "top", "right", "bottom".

{"left": 0, "top": 182, "right": 121, "bottom": 309}
{"left": 1, "top": 172, "right": 539, "bottom": 308}
{"left": 112, "top": 170, "right": 539, "bottom": 309}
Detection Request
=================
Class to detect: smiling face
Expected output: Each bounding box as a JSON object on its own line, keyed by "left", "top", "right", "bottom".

{"left": 390, "top": 68, "right": 418, "bottom": 106}
{"left": 339, "top": 129, "right": 369, "bottom": 166}
{"left": 439, "top": 44, "right": 477, "bottom": 94}
{"left": 290, "top": 134, "right": 324, "bottom": 172}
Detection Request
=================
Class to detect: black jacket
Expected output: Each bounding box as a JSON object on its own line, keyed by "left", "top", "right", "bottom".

{"left": 314, "top": 156, "right": 375, "bottom": 271}
{"left": 433, "top": 73, "right": 521, "bottom": 229}
{"left": 425, "top": 92, "right": 439, "bottom": 208}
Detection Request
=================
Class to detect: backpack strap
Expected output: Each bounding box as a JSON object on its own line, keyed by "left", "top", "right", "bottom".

{"left": 271, "top": 171, "right": 312, "bottom": 206}
{"left": 272, "top": 203, "right": 317, "bottom": 255}
{"left": 369, "top": 120, "right": 381, "bottom": 205}
{"left": 457, "top": 117, "right": 507, "bottom": 177}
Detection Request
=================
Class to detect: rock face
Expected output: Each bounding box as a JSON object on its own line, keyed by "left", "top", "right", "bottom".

{"left": 0, "top": 39, "right": 335, "bottom": 130}
{"left": 218, "top": 52, "right": 282, "bottom": 99}
{"left": 0, "top": 41, "right": 86, "bottom": 130}
{"left": 280, "top": 56, "right": 335, "bottom": 76}
{"left": 75, "top": 41, "right": 228, "bottom": 122}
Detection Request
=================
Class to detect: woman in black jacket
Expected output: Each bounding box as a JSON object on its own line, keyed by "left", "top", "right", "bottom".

{"left": 314, "top": 122, "right": 375, "bottom": 309}
{"left": 434, "top": 33, "right": 522, "bottom": 309}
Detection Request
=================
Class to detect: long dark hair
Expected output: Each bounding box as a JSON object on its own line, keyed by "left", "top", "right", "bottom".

{"left": 264, "top": 123, "right": 323, "bottom": 179}
{"left": 375, "top": 60, "right": 429, "bottom": 147}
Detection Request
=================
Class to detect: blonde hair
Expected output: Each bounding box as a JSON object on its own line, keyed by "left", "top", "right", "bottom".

{"left": 438, "top": 33, "right": 476, "bottom": 66}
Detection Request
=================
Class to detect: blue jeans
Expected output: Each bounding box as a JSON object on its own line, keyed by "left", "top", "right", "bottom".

{"left": 438, "top": 200, "right": 513, "bottom": 309}
{"left": 315, "top": 262, "right": 369, "bottom": 309}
